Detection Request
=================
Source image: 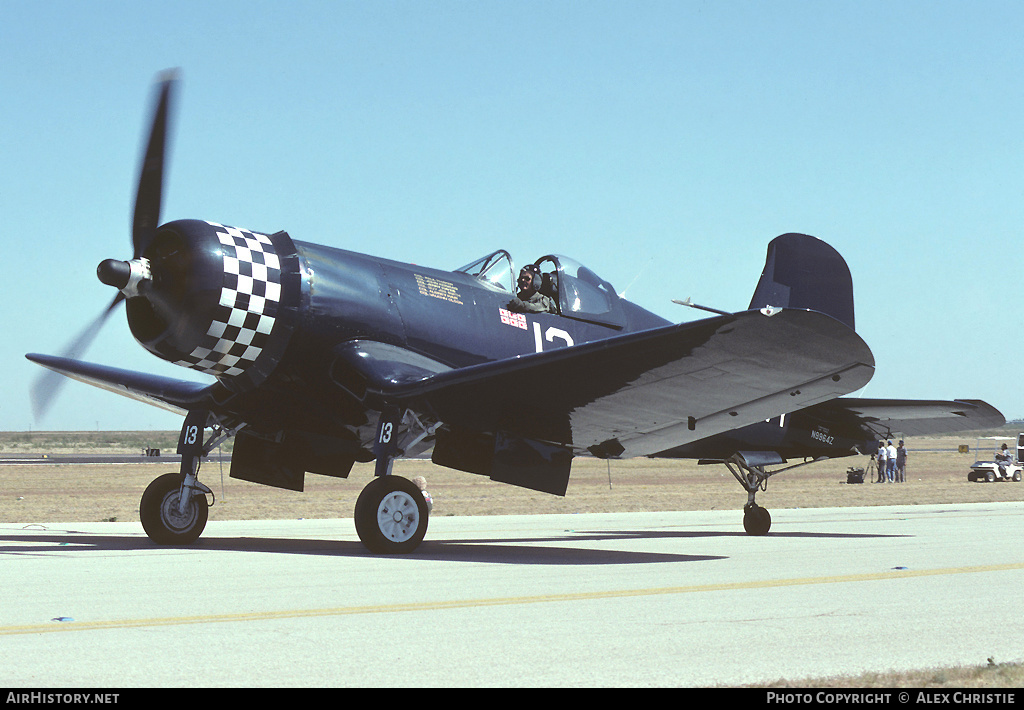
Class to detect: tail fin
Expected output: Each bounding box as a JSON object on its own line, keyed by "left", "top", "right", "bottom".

{"left": 747, "top": 233, "right": 855, "bottom": 330}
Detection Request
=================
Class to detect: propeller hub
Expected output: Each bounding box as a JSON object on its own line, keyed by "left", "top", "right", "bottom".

{"left": 97, "top": 259, "right": 130, "bottom": 288}
{"left": 97, "top": 257, "right": 151, "bottom": 298}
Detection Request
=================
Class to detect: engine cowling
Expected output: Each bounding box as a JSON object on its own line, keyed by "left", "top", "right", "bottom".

{"left": 104, "top": 219, "right": 297, "bottom": 393}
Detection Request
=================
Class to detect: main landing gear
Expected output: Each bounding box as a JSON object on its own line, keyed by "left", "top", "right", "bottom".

{"left": 139, "top": 407, "right": 435, "bottom": 553}
{"left": 139, "top": 410, "right": 237, "bottom": 545}
{"left": 354, "top": 475, "right": 429, "bottom": 554}
{"left": 140, "top": 471, "right": 210, "bottom": 544}
{"left": 354, "top": 406, "right": 434, "bottom": 554}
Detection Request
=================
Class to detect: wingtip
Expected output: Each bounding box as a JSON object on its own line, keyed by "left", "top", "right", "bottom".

{"left": 26, "top": 353, "right": 60, "bottom": 366}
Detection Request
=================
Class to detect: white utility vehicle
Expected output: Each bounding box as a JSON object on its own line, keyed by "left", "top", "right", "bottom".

{"left": 968, "top": 433, "right": 1024, "bottom": 482}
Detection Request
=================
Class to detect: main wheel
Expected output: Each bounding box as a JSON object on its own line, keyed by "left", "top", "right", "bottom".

{"left": 354, "top": 476, "right": 429, "bottom": 554}
{"left": 743, "top": 504, "right": 771, "bottom": 536}
{"left": 140, "top": 472, "right": 209, "bottom": 545}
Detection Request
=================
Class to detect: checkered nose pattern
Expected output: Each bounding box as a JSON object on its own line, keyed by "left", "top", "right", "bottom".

{"left": 173, "top": 223, "right": 282, "bottom": 377}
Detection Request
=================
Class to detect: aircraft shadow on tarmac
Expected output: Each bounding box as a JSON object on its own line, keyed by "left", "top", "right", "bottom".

{"left": 0, "top": 527, "right": 909, "bottom": 566}
{"left": 421, "top": 529, "right": 910, "bottom": 565}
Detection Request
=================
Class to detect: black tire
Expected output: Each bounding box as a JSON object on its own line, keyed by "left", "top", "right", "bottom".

{"left": 743, "top": 504, "right": 771, "bottom": 536}
{"left": 140, "top": 472, "right": 209, "bottom": 545}
{"left": 354, "top": 476, "right": 429, "bottom": 554}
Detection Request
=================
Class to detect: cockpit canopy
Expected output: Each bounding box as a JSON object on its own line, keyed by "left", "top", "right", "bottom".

{"left": 456, "top": 250, "right": 516, "bottom": 292}
{"left": 456, "top": 250, "right": 623, "bottom": 327}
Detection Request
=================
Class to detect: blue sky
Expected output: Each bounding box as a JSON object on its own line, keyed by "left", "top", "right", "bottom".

{"left": 2, "top": 0, "right": 1021, "bottom": 431}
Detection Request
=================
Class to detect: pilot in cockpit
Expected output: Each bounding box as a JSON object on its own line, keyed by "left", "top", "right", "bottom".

{"left": 507, "top": 263, "right": 555, "bottom": 314}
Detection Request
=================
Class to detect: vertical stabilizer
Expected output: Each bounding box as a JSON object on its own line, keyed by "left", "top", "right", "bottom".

{"left": 748, "top": 233, "right": 855, "bottom": 330}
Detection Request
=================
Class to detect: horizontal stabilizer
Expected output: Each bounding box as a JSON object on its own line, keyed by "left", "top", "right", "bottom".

{"left": 808, "top": 397, "right": 1005, "bottom": 438}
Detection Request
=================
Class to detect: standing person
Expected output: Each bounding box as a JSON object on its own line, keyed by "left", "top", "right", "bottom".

{"left": 875, "top": 441, "right": 887, "bottom": 482}
{"left": 886, "top": 440, "right": 898, "bottom": 482}
{"left": 896, "top": 440, "right": 908, "bottom": 483}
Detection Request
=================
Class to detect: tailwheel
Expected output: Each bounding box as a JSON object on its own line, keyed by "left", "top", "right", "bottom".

{"left": 140, "top": 472, "right": 209, "bottom": 545}
{"left": 743, "top": 503, "right": 772, "bottom": 536}
{"left": 725, "top": 451, "right": 830, "bottom": 536}
{"left": 354, "top": 475, "right": 429, "bottom": 554}
{"left": 724, "top": 452, "right": 787, "bottom": 537}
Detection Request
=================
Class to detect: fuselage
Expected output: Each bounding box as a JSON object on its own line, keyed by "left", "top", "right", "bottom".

{"left": 290, "top": 239, "right": 670, "bottom": 367}
{"left": 264, "top": 238, "right": 671, "bottom": 441}
{"left": 120, "top": 219, "right": 672, "bottom": 449}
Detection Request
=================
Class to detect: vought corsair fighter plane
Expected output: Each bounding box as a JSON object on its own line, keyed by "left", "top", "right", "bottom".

{"left": 28, "top": 73, "right": 1004, "bottom": 553}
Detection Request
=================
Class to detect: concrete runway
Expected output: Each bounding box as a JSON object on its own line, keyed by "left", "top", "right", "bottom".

{"left": 2, "top": 502, "right": 1022, "bottom": 687}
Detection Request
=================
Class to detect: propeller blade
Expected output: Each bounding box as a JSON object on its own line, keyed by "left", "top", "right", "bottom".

{"left": 30, "top": 294, "right": 125, "bottom": 421}
{"left": 132, "top": 70, "right": 179, "bottom": 258}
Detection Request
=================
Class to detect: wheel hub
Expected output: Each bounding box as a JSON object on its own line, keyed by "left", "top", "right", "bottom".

{"left": 160, "top": 491, "right": 198, "bottom": 531}
{"left": 377, "top": 491, "right": 419, "bottom": 543}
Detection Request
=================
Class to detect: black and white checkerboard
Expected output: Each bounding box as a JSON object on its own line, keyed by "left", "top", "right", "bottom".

{"left": 174, "top": 223, "right": 282, "bottom": 378}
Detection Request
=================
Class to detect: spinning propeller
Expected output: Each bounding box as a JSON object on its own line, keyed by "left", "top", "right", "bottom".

{"left": 31, "top": 71, "right": 179, "bottom": 421}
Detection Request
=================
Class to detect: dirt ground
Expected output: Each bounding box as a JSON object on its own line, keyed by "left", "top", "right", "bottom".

{"left": 3, "top": 435, "right": 1022, "bottom": 524}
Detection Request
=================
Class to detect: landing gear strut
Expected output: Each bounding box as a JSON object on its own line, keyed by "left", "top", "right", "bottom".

{"left": 139, "top": 410, "right": 240, "bottom": 545}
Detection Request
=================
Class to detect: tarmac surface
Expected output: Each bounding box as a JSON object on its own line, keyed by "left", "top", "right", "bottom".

{"left": 2, "top": 502, "right": 1023, "bottom": 687}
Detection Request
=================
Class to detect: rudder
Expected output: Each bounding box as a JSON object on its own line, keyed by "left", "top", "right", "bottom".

{"left": 747, "top": 233, "right": 855, "bottom": 330}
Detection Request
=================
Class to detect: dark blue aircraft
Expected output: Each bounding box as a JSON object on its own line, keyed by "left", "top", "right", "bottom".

{"left": 28, "top": 74, "right": 1003, "bottom": 553}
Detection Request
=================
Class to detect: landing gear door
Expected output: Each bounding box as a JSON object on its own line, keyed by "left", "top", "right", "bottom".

{"left": 1017, "top": 432, "right": 1023, "bottom": 464}
{"left": 536, "top": 255, "right": 624, "bottom": 329}
{"left": 177, "top": 409, "right": 208, "bottom": 458}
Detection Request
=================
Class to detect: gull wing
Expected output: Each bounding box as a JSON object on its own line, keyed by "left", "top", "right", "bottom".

{"left": 378, "top": 308, "right": 875, "bottom": 458}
